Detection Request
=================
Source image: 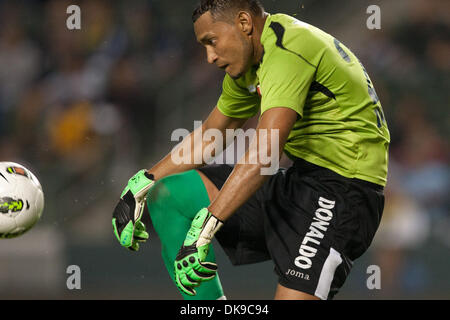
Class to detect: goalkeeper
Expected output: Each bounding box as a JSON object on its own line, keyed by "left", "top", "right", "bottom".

{"left": 112, "top": 0, "right": 390, "bottom": 300}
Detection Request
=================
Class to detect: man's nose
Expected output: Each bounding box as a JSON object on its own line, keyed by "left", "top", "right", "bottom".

{"left": 206, "top": 47, "right": 218, "bottom": 64}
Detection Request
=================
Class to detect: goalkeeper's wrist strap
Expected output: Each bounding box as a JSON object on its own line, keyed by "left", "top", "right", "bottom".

{"left": 197, "top": 209, "right": 223, "bottom": 247}
{"left": 145, "top": 172, "right": 155, "bottom": 181}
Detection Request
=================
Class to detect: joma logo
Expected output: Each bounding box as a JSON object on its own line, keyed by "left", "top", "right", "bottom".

{"left": 285, "top": 268, "right": 310, "bottom": 280}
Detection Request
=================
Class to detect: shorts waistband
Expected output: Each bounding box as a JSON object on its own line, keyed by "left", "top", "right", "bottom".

{"left": 292, "top": 158, "right": 384, "bottom": 192}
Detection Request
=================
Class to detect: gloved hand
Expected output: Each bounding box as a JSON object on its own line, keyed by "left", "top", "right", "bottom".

{"left": 112, "top": 170, "right": 155, "bottom": 251}
{"left": 174, "top": 208, "right": 223, "bottom": 295}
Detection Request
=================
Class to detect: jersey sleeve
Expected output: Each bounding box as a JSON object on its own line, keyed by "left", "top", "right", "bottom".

{"left": 217, "top": 74, "right": 260, "bottom": 119}
{"left": 259, "top": 48, "right": 315, "bottom": 118}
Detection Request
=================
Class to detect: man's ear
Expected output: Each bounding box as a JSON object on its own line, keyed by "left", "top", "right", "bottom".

{"left": 237, "top": 11, "right": 253, "bottom": 35}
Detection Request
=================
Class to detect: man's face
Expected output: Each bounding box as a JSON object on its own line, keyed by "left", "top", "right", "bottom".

{"left": 194, "top": 11, "right": 253, "bottom": 79}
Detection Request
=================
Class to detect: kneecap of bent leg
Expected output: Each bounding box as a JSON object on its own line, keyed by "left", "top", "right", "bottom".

{"left": 147, "top": 176, "right": 179, "bottom": 224}
{"left": 147, "top": 170, "right": 210, "bottom": 225}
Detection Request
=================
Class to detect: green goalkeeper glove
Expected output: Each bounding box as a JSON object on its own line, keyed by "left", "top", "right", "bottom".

{"left": 174, "top": 208, "right": 223, "bottom": 296}
{"left": 112, "top": 170, "right": 155, "bottom": 251}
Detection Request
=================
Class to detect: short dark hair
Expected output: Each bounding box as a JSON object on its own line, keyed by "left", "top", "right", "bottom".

{"left": 192, "top": 0, "right": 264, "bottom": 23}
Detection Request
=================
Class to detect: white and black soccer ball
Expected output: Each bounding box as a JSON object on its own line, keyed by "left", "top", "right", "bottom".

{"left": 0, "top": 162, "right": 44, "bottom": 238}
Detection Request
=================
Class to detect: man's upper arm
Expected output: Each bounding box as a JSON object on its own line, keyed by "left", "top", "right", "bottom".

{"left": 256, "top": 107, "right": 298, "bottom": 155}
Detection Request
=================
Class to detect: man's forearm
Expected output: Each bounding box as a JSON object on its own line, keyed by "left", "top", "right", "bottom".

{"left": 207, "top": 128, "right": 276, "bottom": 221}
{"left": 147, "top": 124, "right": 224, "bottom": 180}
{"left": 207, "top": 161, "right": 269, "bottom": 222}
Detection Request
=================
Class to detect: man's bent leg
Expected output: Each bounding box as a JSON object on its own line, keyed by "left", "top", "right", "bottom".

{"left": 147, "top": 169, "right": 224, "bottom": 300}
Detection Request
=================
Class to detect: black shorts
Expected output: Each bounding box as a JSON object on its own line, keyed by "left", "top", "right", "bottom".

{"left": 197, "top": 158, "right": 385, "bottom": 300}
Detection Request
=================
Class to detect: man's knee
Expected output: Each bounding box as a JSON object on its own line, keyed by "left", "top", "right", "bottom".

{"left": 147, "top": 174, "right": 181, "bottom": 222}
{"left": 146, "top": 170, "right": 214, "bottom": 223}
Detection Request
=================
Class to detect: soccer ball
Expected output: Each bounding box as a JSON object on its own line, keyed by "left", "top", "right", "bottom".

{"left": 0, "top": 162, "right": 44, "bottom": 238}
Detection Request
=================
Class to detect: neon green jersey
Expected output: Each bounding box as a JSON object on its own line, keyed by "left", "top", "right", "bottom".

{"left": 217, "top": 13, "right": 390, "bottom": 186}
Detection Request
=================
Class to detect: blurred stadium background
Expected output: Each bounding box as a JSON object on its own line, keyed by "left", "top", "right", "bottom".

{"left": 0, "top": 0, "right": 448, "bottom": 299}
